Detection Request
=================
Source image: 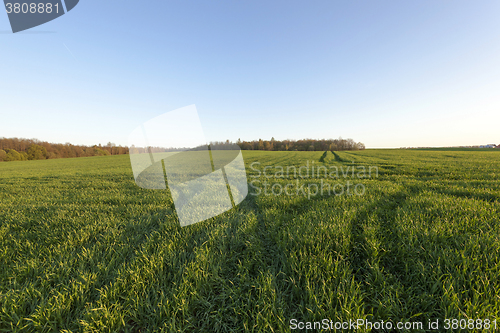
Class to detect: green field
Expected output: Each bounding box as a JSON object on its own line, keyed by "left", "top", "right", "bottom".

{"left": 1, "top": 150, "right": 500, "bottom": 332}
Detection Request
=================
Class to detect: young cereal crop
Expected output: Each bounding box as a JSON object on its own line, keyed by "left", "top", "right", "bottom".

{"left": 0, "top": 149, "right": 499, "bottom": 332}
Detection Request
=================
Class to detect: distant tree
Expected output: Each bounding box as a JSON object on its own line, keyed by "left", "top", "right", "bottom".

{"left": 93, "top": 147, "right": 110, "bottom": 156}
{"left": 0, "top": 149, "right": 6, "bottom": 161}
{"left": 238, "top": 141, "right": 248, "bottom": 150}
{"left": 27, "top": 144, "right": 48, "bottom": 160}
{"left": 5, "top": 149, "right": 25, "bottom": 161}
{"left": 258, "top": 139, "right": 264, "bottom": 150}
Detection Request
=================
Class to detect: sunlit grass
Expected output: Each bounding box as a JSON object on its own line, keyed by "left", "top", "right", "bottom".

{"left": 1, "top": 150, "right": 499, "bottom": 332}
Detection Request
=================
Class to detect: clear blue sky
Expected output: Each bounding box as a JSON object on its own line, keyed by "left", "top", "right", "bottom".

{"left": 1, "top": 0, "right": 499, "bottom": 148}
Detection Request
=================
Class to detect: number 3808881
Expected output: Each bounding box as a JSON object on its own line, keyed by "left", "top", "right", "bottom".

{"left": 5, "top": 3, "right": 59, "bottom": 14}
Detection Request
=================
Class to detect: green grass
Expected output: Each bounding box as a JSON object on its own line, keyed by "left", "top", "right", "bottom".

{"left": 1, "top": 150, "right": 500, "bottom": 332}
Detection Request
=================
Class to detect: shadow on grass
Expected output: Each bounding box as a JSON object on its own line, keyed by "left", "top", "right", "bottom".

{"left": 347, "top": 186, "right": 458, "bottom": 323}
{"left": 332, "top": 151, "right": 343, "bottom": 162}
{"left": 428, "top": 187, "right": 500, "bottom": 204}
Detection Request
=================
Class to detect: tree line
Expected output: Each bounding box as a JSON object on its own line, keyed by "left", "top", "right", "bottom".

{"left": 0, "top": 138, "right": 128, "bottom": 162}
{"left": 0, "top": 137, "right": 365, "bottom": 162}
{"left": 151, "top": 137, "right": 365, "bottom": 152}
{"left": 234, "top": 137, "right": 365, "bottom": 151}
